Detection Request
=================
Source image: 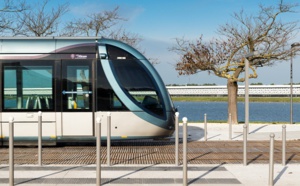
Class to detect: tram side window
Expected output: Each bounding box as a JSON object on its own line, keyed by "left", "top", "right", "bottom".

{"left": 62, "top": 64, "right": 92, "bottom": 111}
{"left": 3, "top": 64, "right": 53, "bottom": 110}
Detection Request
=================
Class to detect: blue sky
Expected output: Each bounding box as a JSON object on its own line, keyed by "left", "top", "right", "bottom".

{"left": 15, "top": 0, "right": 300, "bottom": 85}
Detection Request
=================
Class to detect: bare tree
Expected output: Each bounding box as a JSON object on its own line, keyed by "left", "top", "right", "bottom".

{"left": 63, "top": 7, "right": 124, "bottom": 37}
{"left": 171, "top": 0, "right": 299, "bottom": 124}
{"left": 15, "top": 0, "right": 69, "bottom": 36}
{"left": 107, "top": 27, "right": 142, "bottom": 48}
{"left": 62, "top": 6, "right": 158, "bottom": 64}
{"left": 0, "top": 0, "right": 27, "bottom": 35}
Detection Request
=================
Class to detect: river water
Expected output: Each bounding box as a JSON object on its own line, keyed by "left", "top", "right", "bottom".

{"left": 173, "top": 101, "right": 300, "bottom": 123}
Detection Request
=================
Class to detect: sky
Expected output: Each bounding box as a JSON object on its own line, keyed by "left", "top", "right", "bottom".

{"left": 12, "top": 0, "right": 300, "bottom": 85}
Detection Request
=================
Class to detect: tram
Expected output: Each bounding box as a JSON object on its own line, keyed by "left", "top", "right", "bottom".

{"left": 0, "top": 37, "right": 175, "bottom": 145}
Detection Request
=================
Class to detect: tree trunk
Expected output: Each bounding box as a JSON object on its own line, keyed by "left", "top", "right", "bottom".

{"left": 227, "top": 80, "right": 238, "bottom": 124}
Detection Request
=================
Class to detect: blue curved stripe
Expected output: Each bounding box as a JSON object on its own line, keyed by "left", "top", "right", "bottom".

{"left": 97, "top": 40, "right": 174, "bottom": 130}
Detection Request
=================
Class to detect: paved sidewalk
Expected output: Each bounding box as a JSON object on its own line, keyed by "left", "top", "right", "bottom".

{"left": 181, "top": 123, "right": 300, "bottom": 141}
{"left": 1, "top": 164, "right": 300, "bottom": 186}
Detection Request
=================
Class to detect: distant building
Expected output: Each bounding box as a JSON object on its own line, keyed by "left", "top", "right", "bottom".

{"left": 166, "top": 85, "right": 300, "bottom": 97}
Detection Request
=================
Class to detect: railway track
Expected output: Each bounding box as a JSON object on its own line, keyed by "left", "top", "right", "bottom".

{"left": 1, "top": 140, "right": 300, "bottom": 165}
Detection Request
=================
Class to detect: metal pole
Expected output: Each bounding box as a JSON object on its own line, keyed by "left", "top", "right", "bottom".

{"left": 282, "top": 125, "right": 286, "bottom": 166}
{"left": 38, "top": 111, "right": 42, "bottom": 166}
{"left": 96, "top": 117, "right": 101, "bottom": 186}
{"left": 204, "top": 113, "right": 207, "bottom": 141}
{"left": 107, "top": 112, "right": 111, "bottom": 166}
{"left": 243, "top": 124, "right": 247, "bottom": 166}
{"left": 175, "top": 112, "right": 179, "bottom": 166}
{"left": 182, "top": 117, "right": 188, "bottom": 186}
{"left": 9, "top": 116, "right": 14, "bottom": 186}
{"left": 245, "top": 58, "right": 249, "bottom": 134}
{"left": 290, "top": 48, "right": 293, "bottom": 124}
{"left": 290, "top": 42, "right": 300, "bottom": 124}
{"left": 269, "top": 133, "right": 275, "bottom": 186}
{"left": 229, "top": 113, "right": 232, "bottom": 140}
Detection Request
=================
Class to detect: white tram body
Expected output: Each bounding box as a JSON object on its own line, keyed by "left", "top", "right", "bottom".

{"left": 0, "top": 37, "right": 175, "bottom": 145}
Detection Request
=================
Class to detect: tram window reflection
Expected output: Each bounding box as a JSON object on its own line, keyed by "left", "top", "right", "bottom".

{"left": 3, "top": 62, "right": 54, "bottom": 110}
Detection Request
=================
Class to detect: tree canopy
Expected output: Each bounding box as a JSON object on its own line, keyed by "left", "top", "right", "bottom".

{"left": 171, "top": 1, "right": 299, "bottom": 83}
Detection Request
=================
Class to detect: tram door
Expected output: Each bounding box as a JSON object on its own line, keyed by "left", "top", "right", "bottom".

{"left": 61, "top": 60, "right": 93, "bottom": 136}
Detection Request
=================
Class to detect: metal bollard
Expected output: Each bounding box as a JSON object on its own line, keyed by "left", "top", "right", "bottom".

{"left": 243, "top": 124, "right": 247, "bottom": 166}
{"left": 107, "top": 112, "right": 111, "bottom": 166}
{"left": 182, "top": 117, "right": 188, "bottom": 186}
{"left": 229, "top": 113, "right": 232, "bottom": 140}
{"left": 269, "top": 133, "right": 275, "bottom": 186}
{"left": 175, "top": 112, "right": 179, "bottom": 166}
{"left": 282, "top": 125, "right": 286, "bottom": 166}
{"left": 204, "top": 113, "right": 207, "bottom": 141}
{"left": 9, "top": 117, "right": 14, "bottom": 186}
{"left": 38, "top": 111, "right": 42, "bottom": 166}
{"left": 96, "top": 117, "right": 101, "bottom": 186}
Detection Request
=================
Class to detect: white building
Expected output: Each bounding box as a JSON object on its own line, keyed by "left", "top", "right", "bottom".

{"left": 166, "top": 85, "right": 300, "bottom": 96}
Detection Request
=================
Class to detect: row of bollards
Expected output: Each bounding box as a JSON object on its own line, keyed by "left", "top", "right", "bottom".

{"left": 269, "top": 133, "right": 275, "bottom": 186}
{"left": 96, "top": 117, "right": 101, "bottom": 186}
{"left": 8, "top": 111, "right": 43, "bottom": 186}
{"left": 243, "top": 124, "right": 247, "bottom": 166}
{"left": 182, "top": 117, "right": 188, "bottom": 186}
{"left": 7, "top": 111, "right": 289, "bottom": 186}
{"left": 268, "top": 125, "right": 287, "bottom": 186}
{"left": 96, "top": 112, "right": 112, "bottom": 185}
{"left": 7, "top": 111, "right": 110, "bottom": 186}
{"left": 175, "top": 112, "right": 288, "bottom": 186}
{"left": 9, "top": 117, "right": 14, "bottom": 186}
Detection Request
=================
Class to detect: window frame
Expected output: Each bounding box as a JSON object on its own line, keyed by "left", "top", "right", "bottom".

{"left": 2, "top": 60, "right": 55, "bottom": 112}
{"left": 61, "top": 59, "right": 93, "bottom": 112}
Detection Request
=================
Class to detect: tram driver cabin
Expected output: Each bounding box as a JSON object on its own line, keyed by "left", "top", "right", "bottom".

{"left": 0, "top": 37, "right": 175, "bottom": 146}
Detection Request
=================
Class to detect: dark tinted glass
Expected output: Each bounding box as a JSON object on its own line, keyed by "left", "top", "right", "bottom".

{"left": 96, "top": 61, "right": 128, "bottom": 111}
{"left": 111, "top": 59, "right": 164, "bottom": 116}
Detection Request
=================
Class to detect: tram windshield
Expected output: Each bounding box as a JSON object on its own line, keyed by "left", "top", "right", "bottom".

{"left": 107, "top": 45, "right": 164, "bottom": 117}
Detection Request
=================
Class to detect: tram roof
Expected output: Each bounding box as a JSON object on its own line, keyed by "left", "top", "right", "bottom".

{"left": 0, "top": 36, "right": 102, "bottom": 40}
{"left": 0, "top": 37, "right": 147, "bottom": 60}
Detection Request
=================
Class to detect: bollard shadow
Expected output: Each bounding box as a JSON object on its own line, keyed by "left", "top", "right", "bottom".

{"left": 188, "top": 151, "right": 212, "bottom": 163}
{"left": 0, "top": 166, "right": 8, "bottom": 170}
{"left": 188, "top": 163, "right": 226, "bottom": 185}
{"left": 232, "top": 125, "right": 269, "bottom": 140}
{"left": 116, "top": 151, "right": 158, "bottom": 165}
{"left": 247, "top": 154, "right": 263, "bottom": 164}
{"left": 274, "top": 166, "right": 288, "bottom": 185}
{"left": 177, "top": 125, "right": 204, "bottom": 141}
{"left": 249, "top": 125, "right": 268, "bottom": 134}
{"left": 15, "top": 166, "right": 83, "bottom": 185}
{"left": 286, "top": 153, "right": 296, "bottom": 164}
{"left": 103, "top": 164, "right": 156, "bottom": 185}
